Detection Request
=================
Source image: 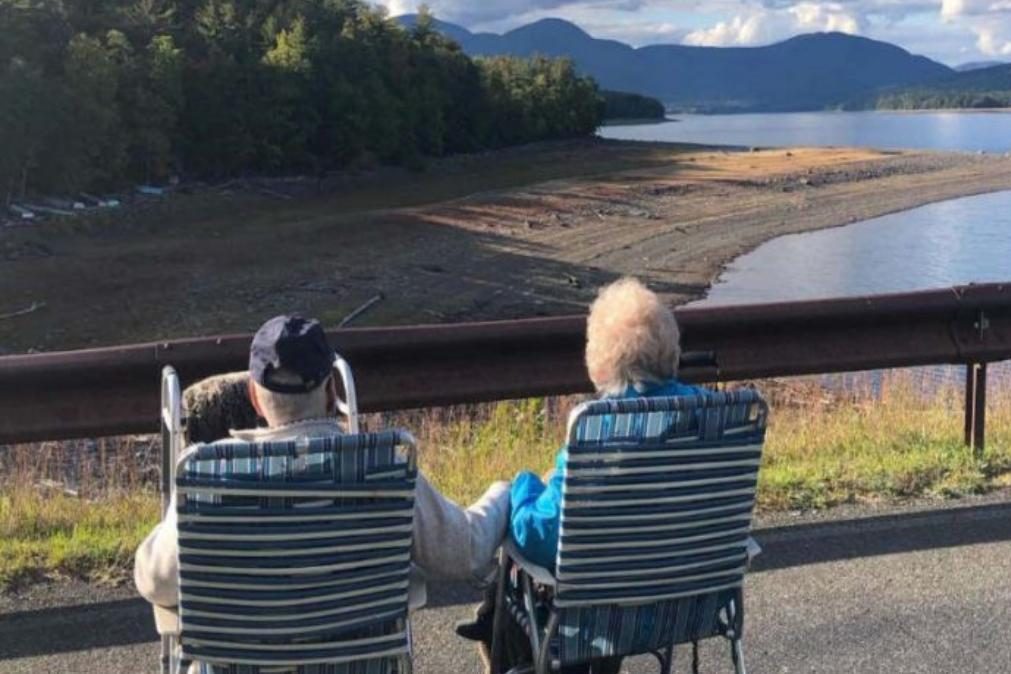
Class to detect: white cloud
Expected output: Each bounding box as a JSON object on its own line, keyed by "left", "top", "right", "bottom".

{"left": 790, "top": 2, "right": 865, "bottom": 32}
{"left": 975, "top": 20, "right": 1011, "bottom": 54}
{"left": 942, "top": 0, "right": 1011, "bottom": 18}
{"left": 683, "top": 2, "right": 863, "bottom": 46}
{"left": 940, "top": 0, "right": 1011, "bottom": 55}
{"left": 372, "top": 0, "right": 1011, "bottom": 62}
{"left": 683, "top": 13, "right": 779, "bottom": 45}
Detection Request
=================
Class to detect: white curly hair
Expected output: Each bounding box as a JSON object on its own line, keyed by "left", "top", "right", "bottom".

{"left": 585, "top": 277, "right": 681, "bottom": 395}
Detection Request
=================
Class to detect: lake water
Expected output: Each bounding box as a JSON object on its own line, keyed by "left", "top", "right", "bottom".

{"left": 601, "top": 110, "right": 1011, "bottom": 153}
{"left": 692, "top": 189, "right": 1011, "bottom": 389}
{"left": 695, "top": 190, "right": 1011, "bottom": 306}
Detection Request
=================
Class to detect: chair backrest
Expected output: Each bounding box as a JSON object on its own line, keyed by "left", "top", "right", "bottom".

{"left": 553, "top": 390, "right": 767, "bottom": 660}
{"left": 174, "top": 431, "right": 417, "bottom": 673}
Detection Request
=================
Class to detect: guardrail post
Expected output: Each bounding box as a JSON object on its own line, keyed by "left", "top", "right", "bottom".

{"left": 964, "top": 362, "right": 987, "bottom": 455}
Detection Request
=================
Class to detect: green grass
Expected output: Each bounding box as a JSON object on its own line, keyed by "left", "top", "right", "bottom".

{"left": 758, "top": 381, "right": 1011, "bottom": 510}
{"left": 3, "top": 375, "right": 1010, "bottom": 590}
{"left": 0, "top": 490, "right": 159, "bottom": 589}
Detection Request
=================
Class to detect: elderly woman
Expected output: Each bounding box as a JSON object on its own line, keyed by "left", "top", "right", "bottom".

{"left": 510, "top": 276, "right": 708, "bottom": 569}
{"left": 458, "top": 278, "right": 709, "bottom": 673}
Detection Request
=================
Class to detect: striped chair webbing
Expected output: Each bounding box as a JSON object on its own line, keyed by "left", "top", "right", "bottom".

{"left": 195, "top": 659, "right": 400, "bottom": 674}
{"left": 553, "top": 391, "right": 766, "bottom": 663}
{"left": 556, "top": 590, "right": 738, "bottom": 663}
{"left": 176, "top": 431, "right": 416, "bottom": 674}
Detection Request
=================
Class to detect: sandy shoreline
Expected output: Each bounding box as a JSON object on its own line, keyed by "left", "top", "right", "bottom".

{"left": 3, "top": 140, "right": 1011, "bottom": 353}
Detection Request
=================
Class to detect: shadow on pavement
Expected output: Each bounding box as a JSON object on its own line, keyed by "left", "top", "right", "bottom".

{"left": 751, "top": 500, "right": 1011, "bottom": 572}
{"left": 0, "top": 597, "right": 157, "bottom": 658}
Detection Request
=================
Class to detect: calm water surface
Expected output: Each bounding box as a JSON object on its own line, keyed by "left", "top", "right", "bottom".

{"left": 695, "top": 190, "right": 1011, "bottom": 306}
{"left": 693, "top": 190, "right": 1011, "bottom": 387}
{"left": 601, "top": 111, "right": 1011, "bottom": 153}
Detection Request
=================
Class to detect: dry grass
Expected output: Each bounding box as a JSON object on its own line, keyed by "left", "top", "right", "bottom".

{"left": 0, "top": 436, "right": 160, "bottom": 589}
{"left": 2, "top": 371, "right": 1009, "bottom": 590}
{"left": 0, "top": 489, "right": 158, "bottom": 589}
{"left": 406, "top": 373, "right": 1011, "bottom": 507}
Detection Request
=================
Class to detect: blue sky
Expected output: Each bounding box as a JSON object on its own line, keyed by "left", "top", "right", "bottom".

{"left": 375, "top": 1, "right": 1011, "bottom": 66}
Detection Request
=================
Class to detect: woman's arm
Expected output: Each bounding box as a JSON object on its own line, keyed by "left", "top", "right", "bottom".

{"left": 509, "top": 467, "right": 563, "bottom": 570}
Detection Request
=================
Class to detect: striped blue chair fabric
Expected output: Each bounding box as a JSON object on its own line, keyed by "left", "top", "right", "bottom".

{"left": 174, "top": 431, "right": 418, "bottom": 674}
{"left": 495, "top": 389, "right": 767, "bottom": 674}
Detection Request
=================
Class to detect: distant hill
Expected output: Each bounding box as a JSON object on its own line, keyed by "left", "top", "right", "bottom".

{"left": 956, "top": 61, "right": 1006, "bottom": 72}
{"left": 398, "top": 15, "right": 954, "bottom": 112}
{"left": 862, "top": 64, "right": 1011, "bottom": 109}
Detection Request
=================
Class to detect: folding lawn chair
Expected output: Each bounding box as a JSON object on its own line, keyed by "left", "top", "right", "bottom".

{"left": 157, "top": 355, "right": 416, "bottom": 674}
{"left": 490, "top": 390, "right": 768, "bottom": 674}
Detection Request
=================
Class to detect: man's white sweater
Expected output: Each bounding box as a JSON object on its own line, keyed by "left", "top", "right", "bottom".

{"left": 134, "top": 418, "right": 511, "bottom": 631}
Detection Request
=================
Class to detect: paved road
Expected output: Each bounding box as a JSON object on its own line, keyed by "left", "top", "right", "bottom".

{"left": 4, "top": 499, "right": 1011, "bottom": 674}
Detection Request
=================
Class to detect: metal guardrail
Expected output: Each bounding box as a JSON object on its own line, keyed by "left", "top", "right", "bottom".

{"left": 1, "top": 283, "right": 1009, "bottom": 449}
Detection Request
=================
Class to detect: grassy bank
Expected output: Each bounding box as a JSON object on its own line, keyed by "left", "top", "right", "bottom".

{"left": 0, "top": 490, "right": 158, "bottom": 589}
{"left": 3, "top": 373, "right": 1010, "bottom": 590}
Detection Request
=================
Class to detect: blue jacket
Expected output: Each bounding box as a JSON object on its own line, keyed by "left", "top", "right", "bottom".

{"left": 509, "top": 379, "right": 709, "bottom": 569}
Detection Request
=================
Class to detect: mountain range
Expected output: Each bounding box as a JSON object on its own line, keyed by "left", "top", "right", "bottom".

{"left": 399, "top": 15, "right": 957, "bottom": 112}
{"left": 923, "top": 63, "right": 1011, "bottom": 91}
{"left": 956, "top": 61, "right": 1007, "bottom": 72}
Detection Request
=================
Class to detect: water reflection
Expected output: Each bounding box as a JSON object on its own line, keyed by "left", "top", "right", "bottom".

{"left": 601, "top": 111, "right": 1011, "bottom": 153}
{"left": 693, "top": 190, "right": 1011, "bottom": 388}
{"left": 697, "top": 190, "right": 1011, "bottom": 305}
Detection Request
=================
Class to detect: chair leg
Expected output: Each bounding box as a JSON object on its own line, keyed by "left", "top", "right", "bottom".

{"left": 726, "top": 589, "right": 746, "bottom": 674}
{"left": 399, "top": 616, "right": 414, "bottom": 674}
{"left": 659, "top": 642, "right": 676, "bottom": 674}
{"left": 490, "top": 551, "right": 511, "bottom": 674}
{"left": 535, "top": 610, "right": 559, "bottom": 674}
{"left": 160, "top": 635, "right": 170, "bottom": 674}
{"left": 692, "top": 639, "right": 700, "bottom": 674}
{"left": 730, "top": 638, "right": 746, "bottom": 674}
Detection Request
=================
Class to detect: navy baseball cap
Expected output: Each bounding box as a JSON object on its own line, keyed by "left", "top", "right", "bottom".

{"left": 249, "top": 315, "right": 334, "bottom": 393}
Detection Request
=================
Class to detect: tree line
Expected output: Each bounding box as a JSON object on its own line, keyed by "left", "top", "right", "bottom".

{"left": 0, "top": 1, "right": 604, "bottom": 203}
{"left": 873, "top": 90, "right": 1011, "bottom": 110}
{"left": 601, "top": 90, "right": 666, "bottom": 121}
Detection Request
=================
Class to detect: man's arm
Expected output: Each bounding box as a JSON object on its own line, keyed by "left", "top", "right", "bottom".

{"left": 134, "top": 496, "right": 180, "bottom": 608}
{"left": 411, "top": 473, "right": 511, "bottom": 583}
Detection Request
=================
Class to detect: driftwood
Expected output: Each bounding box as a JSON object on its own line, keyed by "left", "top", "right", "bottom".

{"left": 0, "top": 301, "right": 45, "bottom": 321}
{"left": 339, "top": 294, "right": 384, "bottom": 328}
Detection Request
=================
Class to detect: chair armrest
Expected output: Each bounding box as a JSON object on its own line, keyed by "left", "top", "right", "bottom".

{"left": 746, "top": 536, "right": 761, "bottom": 568}
{"left": 153, "top": 605, "right": 180, "bottom": 636}
{"left": 503, "top": 539, "right": 557, "bottom": 588}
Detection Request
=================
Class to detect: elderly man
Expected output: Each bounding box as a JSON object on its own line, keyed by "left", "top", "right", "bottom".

{"left": 135, "top": 314, "right": 511, "bottom": 661}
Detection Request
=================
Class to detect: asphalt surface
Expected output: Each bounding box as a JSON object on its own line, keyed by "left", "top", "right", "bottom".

{"left": 4, "top": 498, "right": 1011, "bottom": 674}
